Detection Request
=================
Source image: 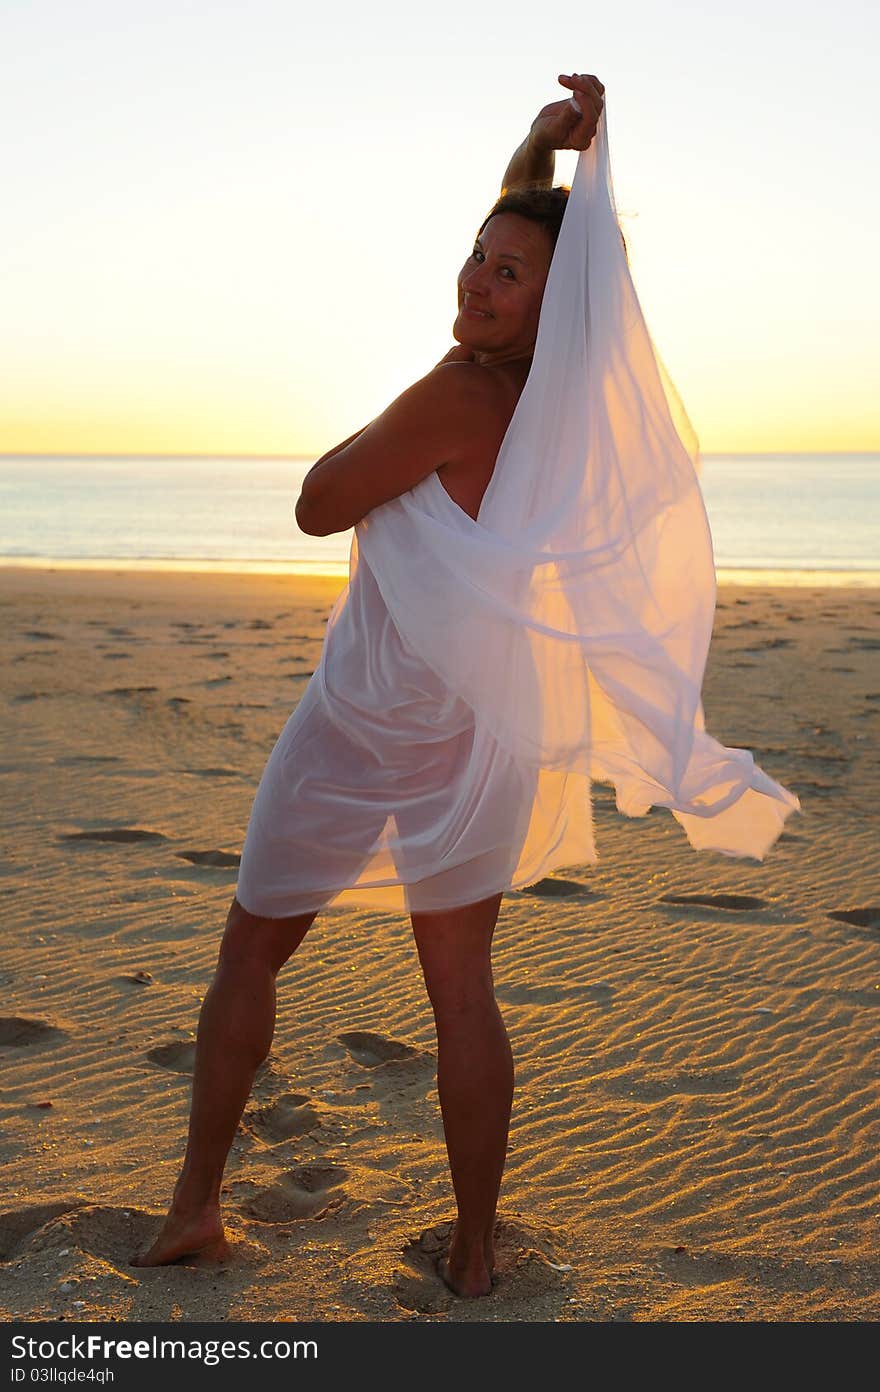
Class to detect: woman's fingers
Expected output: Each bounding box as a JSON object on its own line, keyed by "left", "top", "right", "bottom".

{"left": 556, "top": 73, "right": 604, "bottom": 149}
{"left": 558, "top": 73, "right": 604, "bottom": 115}
{"left": 557, "top": 72, "right": 605, "bottom": 102}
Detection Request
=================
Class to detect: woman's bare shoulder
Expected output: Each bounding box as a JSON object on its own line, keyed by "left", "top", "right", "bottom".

{"left": 296, "top": 363, "right": 505, "bottom": 536}
{"left": 435, "top": 361, "right": 528, "bottom": 438}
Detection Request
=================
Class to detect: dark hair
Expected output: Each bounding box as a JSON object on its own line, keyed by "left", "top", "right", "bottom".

{"left": 477, "top": 184, "right": 570, "bottom": 251}
{"left": 477, "top": 181, "right": 629, "bottom": 262}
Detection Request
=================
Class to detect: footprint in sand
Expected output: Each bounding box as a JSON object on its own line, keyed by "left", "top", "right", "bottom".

{"left": 61, "top": 828, "right": 167, "bottom": 845}
{"left": 247, "top": 619, "right": 273, "bottom": 630}
{"left": 657, "top": 1244, "right": 854, "bottom": 1300}
{"left": 517, "top": 876, "right": 591, "bottom": 898}
{"left": 741, "top": 637, "right": 794, "bottom": 652}
{"left": 337, "top": 1030, "right": 429, "bottom": 1070}
{"left": 497, "top": 982, "right": 565, "bottom": 1006}
{"left": 175, "top": 849, "right": 241, "bottom": 868}
{"left": 146, "top": 1041, "right": 196, "bottom": 1073}
{"left": 498, "top": 979, "right": 614, "bottom": 1006}
{"left": 827, "top": 907, "right": 880, "bottom": 930}
{"left": 0, "top": 1017, "right": 65, "bottom": 1048}
{"left": 237, "top": 1162, "right": 412, "bottom": 1230}
{"left": 233, "top": 1163, "right": 349, "bottom": 1223}
{"left": 389, "top": 1214, "right": 571, "bottom": 1312}
{"left": 22, "top": 630, "right": 62, "bottom": 641}
{"left": 0, "top": 1200, "right": 87, "bottom": 1261}
{"left": 674, "top": 1068, "right": 743, "bottom": 1094}
{"left": 15, "top": 1202, "right": 198, "bottom": 1270}
{"left": 658, "top": 892, "right": 768, "bottom": 912}
{"left": 104, "top": 685, "right": 158, "bottom": 696}
{"left": 601, "top": 1068, "right": 742, "bottom": 1101}
{"left": 246, "top": 1093, "right": 321, "bottom": 1144}
{"left": 178, "top": 767, "right": 241, "bottom": 779}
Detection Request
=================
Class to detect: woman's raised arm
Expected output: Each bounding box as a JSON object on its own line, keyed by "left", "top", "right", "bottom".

{"left": 501, "top": 72, "right": 605, "bottom": 193}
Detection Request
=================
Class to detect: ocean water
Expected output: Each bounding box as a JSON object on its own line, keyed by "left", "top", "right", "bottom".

{"left": 0, "top": 452, "right": 877, "bottom": 584}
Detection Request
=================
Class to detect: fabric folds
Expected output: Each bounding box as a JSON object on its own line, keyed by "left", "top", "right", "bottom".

{"left": 356, "top": 106, "right": 801, "bottom": 865}
{"left": 236, "top": 105, "right": 801, "bottom": 920}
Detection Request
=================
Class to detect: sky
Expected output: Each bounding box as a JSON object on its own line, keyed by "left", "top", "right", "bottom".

{"left": 1, "top": 0, "right": 877, "bottom": 458}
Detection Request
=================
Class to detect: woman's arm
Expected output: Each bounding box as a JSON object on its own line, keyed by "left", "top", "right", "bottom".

{"left": 300, "top": 343, "right": 475, "bottom": 491}
{"left": 295, "top": 365, "right": 501, "bottom": 537}
{"left": 303, "top": 334, "right": 482, "bottom": 474}
{"left": 502, "top": 134, "right": 555, "bottom": 194}
{"left": 301, "top": 426, "right": 371, "bottom": 490}
{"left": 502, "top": 72, "right": 605, "bottom": 193}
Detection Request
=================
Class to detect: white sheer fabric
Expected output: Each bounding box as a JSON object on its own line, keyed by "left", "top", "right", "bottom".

{"left": 235, "top": 107, "right": 801, "bottom": 919}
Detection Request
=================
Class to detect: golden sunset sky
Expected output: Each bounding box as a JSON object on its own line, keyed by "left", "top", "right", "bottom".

{"left": 2, "top": 0, "right": 877, "bottom": 458}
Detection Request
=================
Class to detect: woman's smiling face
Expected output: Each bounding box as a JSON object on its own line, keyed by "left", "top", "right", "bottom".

{"left": 453, "top": 212, "right": 554, "bottom": 364}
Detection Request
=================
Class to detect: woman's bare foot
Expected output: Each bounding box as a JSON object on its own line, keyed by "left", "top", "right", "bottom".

{"left": 437, "top": 1252, "right": 494, "bottom": 1298}
{"left": 436, "top": 1224, "right": 496, "bottom": 1298}
{"left": 132, "top": 1205, "right": 228, "bottom": 1267}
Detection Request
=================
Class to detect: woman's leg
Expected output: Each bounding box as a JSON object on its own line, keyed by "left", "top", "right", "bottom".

{"left": 133, "top": 895, "right": 317, "bottom": 1265}
{"left": 410, "top": 891, "right": 510, "bottom": 1298}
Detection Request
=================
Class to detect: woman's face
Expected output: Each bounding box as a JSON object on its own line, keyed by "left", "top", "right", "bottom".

{"left": 453, "top": 212, "right": 554, "bottom": 363}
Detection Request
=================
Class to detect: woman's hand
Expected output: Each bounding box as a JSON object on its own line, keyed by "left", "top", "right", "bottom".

{"left": 530, "top": 73, "right": 605, "bottom": 154}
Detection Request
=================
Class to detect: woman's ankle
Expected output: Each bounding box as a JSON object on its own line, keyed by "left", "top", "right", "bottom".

{"left": 170, "top": 1173, "right": 222, "bottom": 1217}
{"left": 450, "top": 1222, "right": 494, "bottom": 1268}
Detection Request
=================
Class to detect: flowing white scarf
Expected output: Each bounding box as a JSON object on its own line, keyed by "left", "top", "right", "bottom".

{"left": 354, "top": 107, "right": 802, "bottom": 861}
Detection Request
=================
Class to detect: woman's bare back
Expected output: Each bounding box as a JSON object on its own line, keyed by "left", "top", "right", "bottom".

{"left": 436, "top": 358, "right": 532, "bottom": 521}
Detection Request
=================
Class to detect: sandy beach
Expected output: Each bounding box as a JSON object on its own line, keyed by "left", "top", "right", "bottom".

{"left": 1, "top": 564, "right": 878, "bottom": 1323}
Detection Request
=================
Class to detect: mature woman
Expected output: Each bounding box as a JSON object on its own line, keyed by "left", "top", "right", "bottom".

{"left": 136, "top": 72, "right": 800, "bottom": 1297}
{"left": 135, "top": 72, "right": 607, "bottom": 1297}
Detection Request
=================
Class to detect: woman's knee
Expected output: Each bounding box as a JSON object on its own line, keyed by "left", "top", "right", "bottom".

{"left": 219, "top": 896, "right": 316, "bottom": 974}
{"left": 425, "top": 975, "right": 498, "bottom": 1023}
{"left": 412, "top": 929, "right": 497, "bottom": 1018}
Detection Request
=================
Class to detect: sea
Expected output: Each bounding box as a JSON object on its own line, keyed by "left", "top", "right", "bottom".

{"left": 1, "top": 453, "right": 878, "bottom": 585}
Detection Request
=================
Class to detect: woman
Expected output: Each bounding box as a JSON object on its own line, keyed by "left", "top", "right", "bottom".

{"left": 135, "top": 72, "right": 607, "bottom": 1299}
{"left": 136, "top": 71, "right": 800, "bottom": 1297}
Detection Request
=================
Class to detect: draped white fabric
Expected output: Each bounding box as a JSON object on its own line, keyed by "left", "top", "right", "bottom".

{"left": 235, "top": 107, "right": 801, "bottom": 920}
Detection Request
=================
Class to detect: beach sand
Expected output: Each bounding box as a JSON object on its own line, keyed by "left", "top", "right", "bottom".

{"left": 1, "top": 565, "right": 878, "bottom": 1323}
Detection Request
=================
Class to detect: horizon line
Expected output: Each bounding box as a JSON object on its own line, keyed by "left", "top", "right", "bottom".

{"left": 2, "top": 449, "right": 879, "bottom": 461}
